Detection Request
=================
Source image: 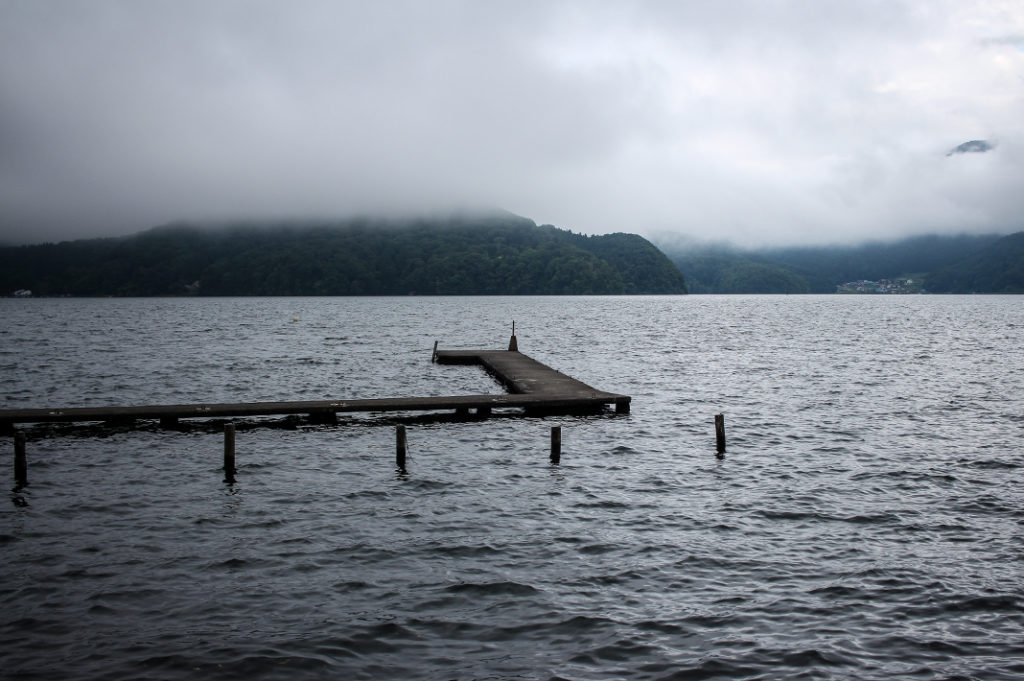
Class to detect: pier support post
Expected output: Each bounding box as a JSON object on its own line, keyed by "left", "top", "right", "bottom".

{"left": 308, "top": 410, "right": 337, "bottom": 425}
{"left": 477, "top": 406, "right": 491, "bottom": 418}
{"left": 14, "top": 431, "right": 27, "bottom": 489}
{"left": 715, "top": 413, "right": 726, "bottom": 456}
{"left": 396, "top": 425, "right": 407, "bottom": 471}
{"left": 224, "top": 423, "right": 236, "bottom": 483}
{"left": 615, "top": 397, "right": 630, "bottom": 414}
{"left": 550, "top": 426, "right": 561, "bottom": 464}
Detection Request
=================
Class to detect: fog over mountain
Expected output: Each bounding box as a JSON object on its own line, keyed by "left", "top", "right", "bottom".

{"left": 2, "top": 1, "right": 1023, "bottom": 247}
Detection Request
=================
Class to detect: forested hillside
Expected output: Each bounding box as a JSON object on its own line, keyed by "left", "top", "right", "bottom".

{"left": 0, "top": 214, "right": 688, "bottom": 296}
{"left": 666, "top": 250, "right": 810, "bottom": 294}
{"left": 660, "top": 233, "right": 1006, "bottom": 293}
{"left": 925, "top": 232, "right": 1024, "bottom": 293}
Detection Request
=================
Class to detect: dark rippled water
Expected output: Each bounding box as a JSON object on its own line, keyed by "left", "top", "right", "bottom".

{"left": 2, "top": 295, "right": 1023, "bottom": 680}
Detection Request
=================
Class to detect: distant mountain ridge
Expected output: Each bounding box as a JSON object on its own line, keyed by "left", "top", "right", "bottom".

{"left": 658, "top": 232, "right": 1022, "bottom": 293}
{"left": 947, "top": 139, "right": 994, "bottom": 156}
{"left": 0, "top": 214, "right": 688, "bottom": 296}
{"left": 925, "top": 231, "right": 1024, "bottom": 293}
{"left": 7, "top": 214, "right": 1020, "bottom": 296}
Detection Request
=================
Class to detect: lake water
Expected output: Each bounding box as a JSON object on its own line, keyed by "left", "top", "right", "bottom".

{"left": 2, "top": 295, "right": 1023, "bottom": 680}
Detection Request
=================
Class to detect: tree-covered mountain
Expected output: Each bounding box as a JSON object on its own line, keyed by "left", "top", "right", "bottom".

{"left": 0, "top": 214, "right": 688, "bottom": 296}
{"left": 753, "top": 234, "right": 1004, "bottom": 291}
{"left": 925, "top": 232, "right": 1024, "bottom": 293}
{"left": 662, "top": 248, "right": 810, "bottom": 294}
{"left": 659, "top": 233, "right": 1008, "bottom": 293}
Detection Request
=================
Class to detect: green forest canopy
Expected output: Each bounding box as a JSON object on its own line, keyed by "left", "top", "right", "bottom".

{"left": 660, "top": 232, "right": 1023, "bottom": 293}
{"left": 1, "top": 214, "right": 688, "bottom": 296}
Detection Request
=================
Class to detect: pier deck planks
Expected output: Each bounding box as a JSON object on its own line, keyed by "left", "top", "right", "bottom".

{"left": 0, "top": 349, "right": 629, "bottom": 429}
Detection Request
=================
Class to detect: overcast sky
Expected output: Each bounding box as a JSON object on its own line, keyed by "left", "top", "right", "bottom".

{"left": 2, "top": 1, "right": 1022, "bottom": 247}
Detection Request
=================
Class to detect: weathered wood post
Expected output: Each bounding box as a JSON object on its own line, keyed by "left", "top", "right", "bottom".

{"left": 308, "top": 410, "right": 337, "bottom": 425}
{"left": 396, "top": 425, "right": 407, "bottom": 471}
{"left": 223, "top": 423, "right": 236, "bottom": 483}
{"left": 431, "top": 340, "right": 439, "bottom": 363}
{"left": 508, "top": 320, "right": 518, "bottom": 351}
{"left": 14, "top": 431, "right": 27, "bottom": 489}
{"left": 715, "top": 413, "right": 726, "bottom": 456}
{"left": 550, "top": 426, "right": 561, "bottom": 464}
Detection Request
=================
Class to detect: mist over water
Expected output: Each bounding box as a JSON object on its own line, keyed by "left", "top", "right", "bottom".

{"left": 2, "top": 295, "right": 1023, "bottom": 680}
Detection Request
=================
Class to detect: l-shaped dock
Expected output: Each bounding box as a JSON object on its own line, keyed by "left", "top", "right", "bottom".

{"left": 0, "top": 345, "right": 630, "bottom": 432}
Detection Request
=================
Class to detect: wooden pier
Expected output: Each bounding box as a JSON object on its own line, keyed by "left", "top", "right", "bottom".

{"left": 0, "top": 346, "right": 629, "bottom": 431}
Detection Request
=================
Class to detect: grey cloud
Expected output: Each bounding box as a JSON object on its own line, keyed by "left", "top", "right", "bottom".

{"left": 2, "top": 0, "right": 1023, "bottom": 246}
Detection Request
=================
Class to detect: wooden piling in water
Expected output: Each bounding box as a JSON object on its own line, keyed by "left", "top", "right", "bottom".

{"left": 715, "top": 413, "right": 726, "bottom": 456}
{"left": 550, "top": 426, "right": 561, "bottom": 464}
{"left": 308, "top": 410, "right": 337, "bottom": 425}
{"left": 224, "top": 423, "right": 236, "bottom": 483}
{"left": 431, "top": 340, "right": 439, "bottom": 363}
{"left": 396, "top": 425, "right": 407, "bottom": 471}
{"left": 14, "top": 431, "right": 27, "bottom": 489}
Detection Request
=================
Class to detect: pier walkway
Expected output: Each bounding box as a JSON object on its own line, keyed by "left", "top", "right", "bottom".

{"left": 0, "top": 346, "right": 629, "bottom": 431}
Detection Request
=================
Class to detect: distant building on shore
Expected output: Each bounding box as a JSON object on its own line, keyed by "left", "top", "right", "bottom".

{"left": 836, "top": 278, "right": 923, "bottom": 294}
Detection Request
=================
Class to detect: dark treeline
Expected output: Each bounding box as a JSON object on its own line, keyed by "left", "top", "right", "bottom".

{"left": 660, "top": 232, "right": 1024, "bottom": 293}
{"left": 0, "top": 214, "right": 688, "bottom": 296}
{"left": 924, "top": 232, "right": 1024, "bottom": 293}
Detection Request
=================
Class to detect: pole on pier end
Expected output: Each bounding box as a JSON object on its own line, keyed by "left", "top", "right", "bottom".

{"left": 508, "top": 321, "right": 518, "bottom": 352}
{"left": 715, "top": 413, "right": 726, "bottom": 457}
{"left": 14, "top": 431, "right": 27, "bottom": 489}
{"left": 550, "top": 426, "right": 561, "bottom": 464}
{"left": 431, "top": 340, "right": 439, "bottom": 363}
{"left": 224, "top": 423, "right": 237, "bottom": 483}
